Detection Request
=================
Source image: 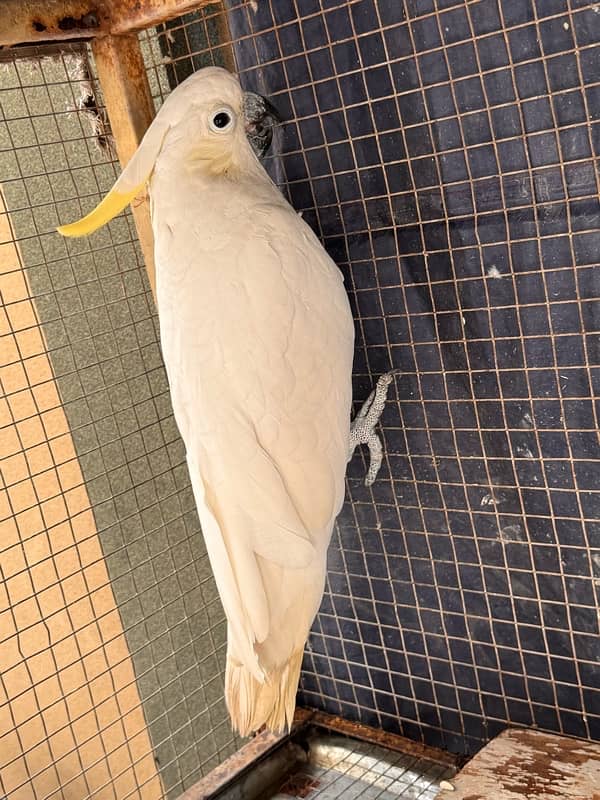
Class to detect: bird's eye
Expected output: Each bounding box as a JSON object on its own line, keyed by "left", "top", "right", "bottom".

{"left": 213, "top": 112, "right": 230, "bottom": 128}
{"left": 209, "top": 107, "right": 235, "bottom": 133}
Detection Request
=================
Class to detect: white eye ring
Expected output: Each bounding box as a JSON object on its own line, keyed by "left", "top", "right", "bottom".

{"left": 209, "top": 106, "right": 235, "bottom": 133}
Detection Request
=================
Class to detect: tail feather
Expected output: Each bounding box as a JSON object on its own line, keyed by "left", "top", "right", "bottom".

{"left": 225, "top": 649, "right": 304, "bottom": 736}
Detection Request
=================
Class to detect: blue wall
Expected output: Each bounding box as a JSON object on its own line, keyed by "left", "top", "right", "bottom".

{"left": 226, "top": 0, "right": 599, "bottom": 754}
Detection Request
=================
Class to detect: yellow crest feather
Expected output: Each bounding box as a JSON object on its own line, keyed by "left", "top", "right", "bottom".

{"left": 57, "top": 185, "right": 142, "bottom": 238}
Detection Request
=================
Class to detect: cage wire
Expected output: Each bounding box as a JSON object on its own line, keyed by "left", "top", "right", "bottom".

{"left": 1, "top": 0, "right": 599, "bottom": 799}
{"left": 140, "top": 4, "right": 234, "bottom": 108}
{"left": 275, "top": 733, "right": 455, "bottom": 800}
{"left": 137, "top": 0, "right": 600, "bottom": 756}
{"left": 0, "top": 39, "right": 240, "bottom": 800}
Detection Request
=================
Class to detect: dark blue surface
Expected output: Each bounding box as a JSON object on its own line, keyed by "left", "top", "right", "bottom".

{"left": 223, "top": 0, "right": 599, "bottom": 754}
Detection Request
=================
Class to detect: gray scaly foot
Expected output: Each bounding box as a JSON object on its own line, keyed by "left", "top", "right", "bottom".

{"left": 348, "top": 371, "right": 398, "bottom": 486}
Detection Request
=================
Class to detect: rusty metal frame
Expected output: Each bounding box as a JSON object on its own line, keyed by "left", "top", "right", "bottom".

{"left": 176, "top": 711, "right": 313, "bottom": 800}
{"left": 307, "top": 710, "right": 461, "bottom": 768}
{"left": 109, "top": 0, "right": 219, "bottom": 35}
{"left": 91, "top": 33, "right": 158, "bottom": 297}
{"left": 0, "top": 0, "right": 218, "bottom": 48}
{"left": 171, "top": 708, "right": 461, "bottom": 799}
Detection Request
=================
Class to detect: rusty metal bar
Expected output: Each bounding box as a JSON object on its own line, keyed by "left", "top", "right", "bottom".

{"left": 91, "top": 33, "right": 157, "bottom": 301}
{"left": 176, "top": 713, "right": 312, "bottom": 800}
{"left": 0, "top": 42, "right": 85, "bottom": 62}
{"left": 0, "top": 0, "right": 110, "bottom": 47}
{"left": 109, "top": 0, "right": 217, "bottom": 35}
{"left": 177, "top": 711, "right": 313, "bottom": 799}
{"left": 307, "top": 710, "right": 460, "bottom": 768}
{"left": 173, "top": 707, "right": 460, "bottom": 799}
{"left": 0, "top": 0, "right": 217, "bottom": 48}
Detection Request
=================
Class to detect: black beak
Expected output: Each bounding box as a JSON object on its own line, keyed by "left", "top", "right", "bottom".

{"left": 243, "top": 91, "right": 282, "bottom": 158}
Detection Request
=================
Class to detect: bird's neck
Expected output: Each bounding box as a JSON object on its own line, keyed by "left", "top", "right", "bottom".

{"left": 152, "top": 145, "right": 281, "bottom": 205}
{"left": 156, "top": 131, "right": 266, "bottom": 180}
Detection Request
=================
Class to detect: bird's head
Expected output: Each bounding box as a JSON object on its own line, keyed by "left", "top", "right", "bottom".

{"left": 57, "top": 66, "right": 280, "bottom": 237}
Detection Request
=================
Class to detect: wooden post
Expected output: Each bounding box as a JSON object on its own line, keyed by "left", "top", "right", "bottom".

{"left": 92, "top": 34, "right": 157, "bottom": 301}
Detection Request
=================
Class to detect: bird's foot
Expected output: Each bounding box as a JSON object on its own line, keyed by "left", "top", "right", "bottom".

{"left": 349, "top": 371, "right": 398, "bottom": 486}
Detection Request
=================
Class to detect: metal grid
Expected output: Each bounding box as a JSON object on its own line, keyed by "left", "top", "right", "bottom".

{"left": 0, "top": 46, "right": 240, "bottom": 800}
{"left": 141, "top": 4, "right": 235, "bottom": 111}
{"left": 139, "top": 0, "right": 600, "bottom": 756}
{"left": 273, "top": 733, "right": 455, "bottom": 799}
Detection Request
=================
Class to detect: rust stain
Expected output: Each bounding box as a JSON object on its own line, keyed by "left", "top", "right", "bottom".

{"left": 438, "top": 729, "right": 600, "bottom": 800}
{"left": 307, "top": 709, "right": 459, "bottom": 768}
{"left": 175, "top": 720, "right": 311, "bottom": 800}
{"left": 2, "top": 0, "right": 218, "bottom": 46}
{"left": 56, "top": 11, "right": 99, "bottom": 30}
{"left": 0, "top": 0, "right": 110, "bottom": 47}
{"left": 109, "top": 0, "right": 218, "bottom": 35}
{"left": 279, "top": 773, "right": 320, "bottom": 798}
{"left": 26, "top": 3, "right": 104, "bottom": 36}
{"left": 500, "top": 729, "right": 600, "bottom": 797}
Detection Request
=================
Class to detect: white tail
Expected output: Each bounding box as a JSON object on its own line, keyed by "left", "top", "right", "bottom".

{"left": 225, "top": 649, "right": 304, "bottom": 736}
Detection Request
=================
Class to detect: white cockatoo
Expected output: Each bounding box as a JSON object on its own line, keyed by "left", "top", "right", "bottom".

{"left": 58, "top": 67, "right": 391, "bottom": 735}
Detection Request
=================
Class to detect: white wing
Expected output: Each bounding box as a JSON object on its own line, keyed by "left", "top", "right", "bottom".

{"left": 155, "top": 186, "right": 354, "bottom": 675}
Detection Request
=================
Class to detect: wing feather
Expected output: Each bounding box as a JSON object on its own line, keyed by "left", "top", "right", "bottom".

{"left": 155, "top": 186, "right": 354, "bottom": 671}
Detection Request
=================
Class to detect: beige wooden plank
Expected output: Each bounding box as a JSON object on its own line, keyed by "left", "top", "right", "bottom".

{"left": 437, "top": 728, "right": 600, "bottom": 799}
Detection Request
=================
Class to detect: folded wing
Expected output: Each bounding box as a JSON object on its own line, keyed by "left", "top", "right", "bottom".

{"left": 157, "top": 200, "right": 354, "bottom": 674}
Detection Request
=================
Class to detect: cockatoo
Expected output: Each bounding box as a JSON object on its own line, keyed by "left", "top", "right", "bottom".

{"left": 58, "top": 67, "right": 391, "bottom": 736}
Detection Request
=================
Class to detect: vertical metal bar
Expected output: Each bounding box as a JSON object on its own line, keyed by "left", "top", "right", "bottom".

{"left": 92, "top": 33, "right": 157, "bottom": 301}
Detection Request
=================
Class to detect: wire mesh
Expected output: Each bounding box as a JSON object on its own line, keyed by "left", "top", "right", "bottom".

{"left": 1, "top": 2, "right": 599, "bottom": 798}
{"left": 274, "top": 733, "right": 455, "bottom": 799}
{"left": 0, "top": 44, "right": 240, "bottom": 800}
{"left": 140, "top": 4, "right": 235, "bottom": 112}
{"left": 139, "top": 0, "right": 600, "bottom": 757}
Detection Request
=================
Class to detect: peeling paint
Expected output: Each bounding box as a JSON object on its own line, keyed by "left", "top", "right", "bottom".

{"left": 437, "top": 729, "right": 600, "bottom": 800}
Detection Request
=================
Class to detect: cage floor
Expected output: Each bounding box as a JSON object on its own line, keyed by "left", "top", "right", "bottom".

{"left": 272, "top": 734, "right": 455, "bottom": 800}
